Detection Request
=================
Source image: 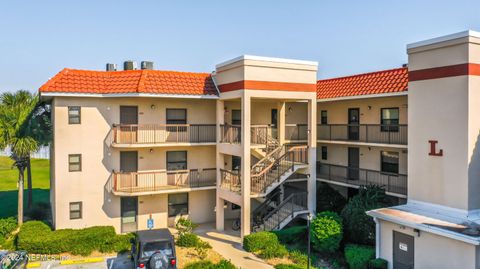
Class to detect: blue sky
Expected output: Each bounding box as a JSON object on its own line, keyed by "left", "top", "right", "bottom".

{"left": 0, "top": 0, "right": 479, "bottom": 92}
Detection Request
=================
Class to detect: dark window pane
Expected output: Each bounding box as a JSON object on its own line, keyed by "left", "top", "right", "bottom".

{"left": 381, "top": 151, "right": 399, "bottom": 174}
{"left": 68, "top": 106, "right": 81, "bottom": 124}
{"left": 232, "top": 110, "right": 241, "bottom": 125}
{"left": 166, "top": 109, "right": 187, "bottom": 124}
{"left": 168, "top": 193, "right": 188, "bottom": 217}
{"left": 381, "top": 108, "right": 399, "bottom": 132}
{"left": 68, "top": 154, "right": 82, "bottom": 172}
{"left": 321, "top": 146, "right": 328, "bottom": 160}
{"left": 166, "top": 151, "right": 187, "bottom": 171}
{"left": 69, "top": 202, "right": 82, "bottom": 219}
{"left": 321, "top": 110, "right": 328, "bottom": 124}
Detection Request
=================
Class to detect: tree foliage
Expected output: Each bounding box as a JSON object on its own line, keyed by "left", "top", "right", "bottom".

{"left": 340, "top": 185, "right": 389, "bottom": 245}
{"left": 310, "top": 211, "right": 343, "bottom": 253}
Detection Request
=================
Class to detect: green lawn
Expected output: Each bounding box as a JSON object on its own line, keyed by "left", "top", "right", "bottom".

{"left": 0, "top": 156, "right": 50, "bottom": 218}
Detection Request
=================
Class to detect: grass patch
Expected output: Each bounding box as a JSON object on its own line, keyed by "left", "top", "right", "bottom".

{"left": 0, "top": 156, "right": 50, "bottom": 218}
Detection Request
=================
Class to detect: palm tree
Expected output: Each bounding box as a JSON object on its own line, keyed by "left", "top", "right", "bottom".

{"left": 0, "top": 91, "right": 42, "bottom": 225}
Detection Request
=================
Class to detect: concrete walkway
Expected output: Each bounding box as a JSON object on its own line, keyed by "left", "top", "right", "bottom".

{"left": 194, "top": 222, "right": 274, "bottom": 269}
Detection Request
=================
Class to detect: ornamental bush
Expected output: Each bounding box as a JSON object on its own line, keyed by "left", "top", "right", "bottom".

{"left": 16, "top": 221, "right": 133, "bottom": 256}
{"left": 184, "top": 259, "right": 236, "bottom": 269}
{"left": 0, "top": 217, "right": 17, "bottom": 238}
{"left": 344, "top": 244, "right": 375, "bottom": 269}
{"left": 368, "top": 258, "right": 388, "bottom": 269}
{"left": 310, "top": 211, "right": 343, "bottom": 253}
{"left": 274, "top": 264, "right": 306, "bottom": 269}
{"left": 272, "top": 226, "right": 307, "bottom": 244}
{"left": 341, "top": 185, "right": 389, "bottom": 245}
{"left": 243, "top": 231, "right": 287, "bottom": 259}
{"left": 317, "top": 183, "right": 347, "bottom": 213}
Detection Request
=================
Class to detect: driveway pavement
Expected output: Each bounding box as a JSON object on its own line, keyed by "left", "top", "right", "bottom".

{"left": 28, "top": 253, "right": 133, "bottom": 269}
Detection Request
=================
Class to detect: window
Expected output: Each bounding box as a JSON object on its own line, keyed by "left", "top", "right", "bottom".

{"left": 168, "top": 193, "right": 188, "bottom": 217}
{"left": 232, "top": 156, "right": 241, "bottom": 171}
{"left": 166, "top": 151, "right": 187, "bottom": 171}
{"left": 232, "top": 110, "right": 241, "bottom": 125}
{"left": 69, "top": 154, "right": 82, "bottom": 172}
{"left": 68, "top": 106, "right": 81, "bottom": 124}
{"left": 69, "top": 202, "right": 82, "bottom": 219}
{"left": 321, "top": 110, "right": 328, "bottom": 125}
{"left": 166, "top": 109, "right": 187, "bottom": 124}
{"left": 321, "top": 146, "right": 328, "bottom": 160}
{"left": 381, "top": 151, "right": 399, "bottom": 174}
{"left": 381, "top": 108, "right": 399, "bottom": 132}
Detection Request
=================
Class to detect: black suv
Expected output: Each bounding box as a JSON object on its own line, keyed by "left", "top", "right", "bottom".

{"left": 131, "top": 229, "right": 177, "bottom": 269}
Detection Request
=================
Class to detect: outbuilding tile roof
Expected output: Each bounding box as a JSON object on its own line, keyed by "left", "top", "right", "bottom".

{"left": 39, "top": 68, "right": 218, "bottom": 96}
{"left": 316, "top": 67, "right": 408, "bottom": 99}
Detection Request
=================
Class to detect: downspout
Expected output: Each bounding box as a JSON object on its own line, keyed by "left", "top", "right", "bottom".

{"left": 374, "top": 217, "right": 381, "bottom": 259}
{"left": 211, "top": 71, "right": 221, "bottom": 96}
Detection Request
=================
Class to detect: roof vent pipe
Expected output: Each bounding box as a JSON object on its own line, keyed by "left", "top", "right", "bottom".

{"left": 124, "top": 60, "right": 137, "bottom": 71}
{"left": 141, "top": 61, "right": 154, "bottom": 70}
{"left": 106, "top": 63, "right": 117, "bottom": 71}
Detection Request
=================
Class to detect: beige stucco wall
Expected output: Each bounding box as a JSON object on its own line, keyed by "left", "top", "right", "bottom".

{"left": 51, "top": 97, "right": 218, "bottom": 232}
{"left": 215, "top": 57, "right": 317, "bottom": 86}
{"left": 407, "top": 37, "right": 480, "bottom": 210}
{"left": 317, "top": 144, "right": 407, "bottom": 175}
{"left": 378, "top": 219, "right": 478, "bottom": 269}
{"left": 317, "top": 96, "right": 408, "bottom": 125}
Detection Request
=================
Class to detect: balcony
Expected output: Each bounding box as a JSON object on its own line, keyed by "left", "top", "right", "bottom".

{"left": 112, "top": 124, "right": 216, "bottom": 146}
{"left": 219, "top": 124, "right": 277, "bottom": 146}
{"left": 112, "top": 168, "right": 216, "bottom": 195}
{"left": 318, "top": 124, "right": 407, "bottom": 145}
{"left": 220, "top": 169, "right": 241, "bottom": 193}
{"left": 317, "top": 163, "right": 407, "bottom": 197}
{"left": 286, "top": 124, "right": 408, "bottom": 146}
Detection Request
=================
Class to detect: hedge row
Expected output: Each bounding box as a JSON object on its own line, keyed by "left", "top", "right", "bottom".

{"left": 243, "top": 231, "right": 288, "bottom": 259}
{"left": 0, "top": 217, "right": 17, "bottom": 238}
{"left": 17, "top": 221, "right": 133, "bottom": 256}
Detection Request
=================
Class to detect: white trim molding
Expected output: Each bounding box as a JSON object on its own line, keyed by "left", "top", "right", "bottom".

{"left": 216, "top": 55, "right": 318, "bottom": 69}
{"left": 40, "top": 92, "right": 219, "bottom": 99}
{"left": 317, "top": 91, "right": 408, "bottom": 102}
{"left": 407, "top": 30, "right": 480, "bottom": 50}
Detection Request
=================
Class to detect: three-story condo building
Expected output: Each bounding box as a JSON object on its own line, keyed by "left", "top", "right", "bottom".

{"left": 39, "top": 29, "right": 480, "bottom": 269}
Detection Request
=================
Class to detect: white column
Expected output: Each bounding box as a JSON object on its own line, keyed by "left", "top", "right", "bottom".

{"left": 241, "top": 92, "right": 251, "bottom": 238}
{"left": 216, "top": 100, "right": 225, "bottom": 231}
{"left": 307, "top": 99, "right": 317, "bottom": 214}
{"left": 278, "top": 101, "right": 286, "bottom": 145}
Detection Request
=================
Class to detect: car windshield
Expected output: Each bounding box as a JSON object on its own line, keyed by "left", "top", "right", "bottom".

{"left": 142, "top": 241, "right": 173, "bottom": 258}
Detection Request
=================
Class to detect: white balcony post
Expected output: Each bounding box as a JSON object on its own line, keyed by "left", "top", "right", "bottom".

{"left": 278, "top": 101, "right": 286, "bottom": 145}
{"left": 216, "top": 100, "right": 225, "bottom": 231}
{"left": 241, "top": 92, "right": 251, "bottom": 238}
{"left": 307, "top": 98, "right": 317, "bottom": 214}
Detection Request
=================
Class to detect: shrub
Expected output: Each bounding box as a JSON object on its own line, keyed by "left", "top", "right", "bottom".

{"left": 272, "top": 226, "right": 307, "bottom": 244}
{"left": 344, "top": 244, "right": 375, "bottom": 269}
{"left": 25, "top": 202, "right": 51, "bottom": 221}
{"left": 16, "top": 221, "right": 131, "bottom": 256}
{"left": 288, "top": 249, "right": 308, "bottom": 266}
{"left": 341, "top": 186, "right": 389, "bottom": 245}
{"left": 176, "top": 217, "right": 198, "bottom": 236}
{"left": 194, "top": 240, "right": 212, "bottom": 260}
{"left": 0, "top": 217, "right": 17, "bottom": 238}
{"left": 243, "top": 231, "right": 278, "bottom": 252}
{"left": 310, "top": 211, "right": 343, "bottom": 253}
{"left": 368, "top": 258, "right": 388, "bottom": 269}
{"left": 317, "top": 183, "right": 347, "bottom": 213}
{"left": 259, "top": 242, "right": 288, "bottom": 259}
{"left": 176, "top": 232, "right": 200, "bottom": 247}
{"left": 185, "top": 259, "right": 236, "bottom": 269}
{"left": 274, "top": 264, "right": 305, "bottom": 269}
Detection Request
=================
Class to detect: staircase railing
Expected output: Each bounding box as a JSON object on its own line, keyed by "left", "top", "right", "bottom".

{"left": 258, "top": 192, "right": 308, "bottom": 231}
{"left": 251, "top": 146, "right": 308, "bottom": 194}
{"left": 251, "top": 191, "right": 282, "bottom": 228}
{"left": 251, "top": 144, "right": 285, "bottom": 174}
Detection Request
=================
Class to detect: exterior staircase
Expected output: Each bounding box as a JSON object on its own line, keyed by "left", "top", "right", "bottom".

{"left": 252, "top": 192, "right": 308, "bottom": 232}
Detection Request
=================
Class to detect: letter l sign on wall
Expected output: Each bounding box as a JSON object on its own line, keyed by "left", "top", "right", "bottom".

{"left": 428, "top": 140, "right": 444, "bottom": 156}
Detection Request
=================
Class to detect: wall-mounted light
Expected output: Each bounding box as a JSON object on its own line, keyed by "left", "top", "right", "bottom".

{"left": 368, "top": 147, "right": 371, "bottom": 151}
{"left": 151, "top": 104, "right": 156, "bottom": 110}
{"left": 288, "top": 107, "right": 293, "bottom": 112}
{"left": 149, "top": 148, "right": 154, "bottom": 153}
{"left": 414, "top": 228, "right": 421, "bottom": 237}
{"left": 368, "top": 106, "right": 372, "bottom": 110}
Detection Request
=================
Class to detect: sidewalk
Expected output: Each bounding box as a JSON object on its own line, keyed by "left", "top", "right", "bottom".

{"left": 194, "top": 222, "right": 274, "bottom": 269}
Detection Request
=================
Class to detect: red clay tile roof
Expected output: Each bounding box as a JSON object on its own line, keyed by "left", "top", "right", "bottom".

{"left": 39, "top": 68, "right": 218, "bottom": 96}
{"left": 316, "top": 67, "right": 408, "bottom": 99}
